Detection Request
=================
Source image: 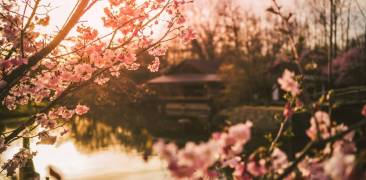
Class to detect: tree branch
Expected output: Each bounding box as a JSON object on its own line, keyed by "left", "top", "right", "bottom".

{"left": 0, "top": 0, "right": 91, "bottom": 102}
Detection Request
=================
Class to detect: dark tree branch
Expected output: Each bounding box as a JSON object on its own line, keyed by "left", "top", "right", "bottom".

{"left": 0, "top": 0, "right": 91, "bottom": 102}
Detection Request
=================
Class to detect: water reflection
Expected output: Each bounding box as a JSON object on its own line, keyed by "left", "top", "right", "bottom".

{"left": 69, "top": 117, "right": 152, "bottom": 154}
{"left": 2, "top": 138, "right": 170, "bottom": 180}
{"left": 1, "top": 104, "right": 213, "bottom": 179}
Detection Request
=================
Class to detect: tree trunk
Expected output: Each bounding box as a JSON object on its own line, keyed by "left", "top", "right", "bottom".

{"left": 346, "top": 4, "right": 350, "bottom": 50}
{"left": 328, "top": 0, "right": 334, "bottom": 89}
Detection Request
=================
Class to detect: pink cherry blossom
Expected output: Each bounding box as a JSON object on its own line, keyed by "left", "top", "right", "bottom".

{"left": 75, "top": 104, "right": 89, "bottom": 115}
{"left": 362, "top": 104, "right": 366, "bottom": 117}
{"left": 1, "top": 149, "right": 36, "bottom": 176}
{"left": 60, "top": 70, "right": 77, "bottom": 82}
{"left": 148, "top": 46, "right": 167, "bottom": 56}
{"left": 306, "top": 111, "right": 331, "bottom": 141}
{"left": 232, "top": 162, "right": 245, "bottom": 179}
{"left": 36, "top": 113, "right": 56, "bottom": 129}
{"left": 90, "top": 52, "right": 106, "bottom": 68}
{"left": 219, "top": 121, "right": 252, "bottom": 158}
{"left": 154, "top": 122, "right": 253, "bottom": 179}
{"left": 271, "top": 148, "right": 288, "bottom": 173}
{"left": 181, "top": 28, "right": 197, "bottom": 43}
{"left": 277, "top": 69, "right": 301, "bottom": 96}
{"left": 59, "top": 108, "right": 75, "bottom": 119}
{"left": 153, "top": 140, "right": 178, "bottom": 162}
{"left": 148, "top": 57, "right": 160, "bottom": 72}
{"left": 323, "top": 150, "right": 355, "bottom": 180}
{"left": 94, "top": 77, "right": 110, "bottom": 85}
{"left": 298, "top": 158, "right": 329, "bottom": 180}
{"left": 76, "top": 26, "right": 98, "bottom": 41}
{"left": 247, "top": 159, "right": 267, "bottom": 177}
{"left": 119, "top": 52, "right": 137, "bottom": 64}
{"left": 74, "top": 63, "right": 94, "bottom": 81}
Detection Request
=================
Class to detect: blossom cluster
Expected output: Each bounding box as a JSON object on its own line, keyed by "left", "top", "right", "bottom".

{"left": 0, "top": 104, "right": 89, "bottom": 175}
{"left": 154, "top": 109, "right": 362, "bottom": 179}
{"left": 306, "top": 111, "right": 331, "bottom": 141}
{"left": 277, "top": 69, "right": 301, "bottom": 97}
{"left": 33, "top": 105, "right": 88, "bottom": 144}
{"left": 1, "top": 0, "right": 194, "bottom": 111}
{"left": 299, "top": 133, "right": 356, "bottom": 180}
{"left": 148, "top": 57, "right": 161, "bottom": 72}
{"left": 154, "top": 121, "right": 253, "bottom": 179}
{"left": 0, "top": 1, "right": 43, "bottom": 76}
{"left": 37, "top": 105, "right": 89, "bottom": 128}
{"left": 298, "top": 110, "right": 358, "bottom": 180}
{"left": 1, "top": 149, "right": 36, "bottom": 176}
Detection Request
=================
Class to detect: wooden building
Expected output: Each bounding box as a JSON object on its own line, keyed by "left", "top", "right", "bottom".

{"left": 147, "top": 60, "right": 222, "bottom": 120}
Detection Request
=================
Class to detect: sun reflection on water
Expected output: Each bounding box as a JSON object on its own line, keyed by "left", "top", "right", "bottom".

{"left": 2, "top": 139, "right": 170, "bottom": 180}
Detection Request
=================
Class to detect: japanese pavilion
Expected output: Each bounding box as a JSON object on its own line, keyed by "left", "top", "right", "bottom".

{"left": 147, "top": 60, "right": 223, "bottom": 120}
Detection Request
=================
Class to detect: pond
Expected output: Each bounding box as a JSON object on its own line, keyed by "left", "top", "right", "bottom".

{"left": 0, "top": 104, "right": 214, "bottom": 179}
{"left": 2, "top": 124, "right": 170, "bottom": 180}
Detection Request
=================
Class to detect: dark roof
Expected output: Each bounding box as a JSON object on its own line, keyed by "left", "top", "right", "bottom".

{"left": 148, "top": 74, "right": 221, "bottom": 84}
{"left": 165, "top": 60, "right": 221, "bottom": 74}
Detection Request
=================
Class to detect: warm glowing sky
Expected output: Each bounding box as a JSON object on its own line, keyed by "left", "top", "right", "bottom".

{"left": 34, "top": 0, "right": 366, "bottom": 39}
{"left": 40, "top": 0, "right": 295, "bottom": 35}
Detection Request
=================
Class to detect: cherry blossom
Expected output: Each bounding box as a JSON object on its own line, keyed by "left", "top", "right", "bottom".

{"left": 247, "top": 159, "right": 267, "bottom": 177}
{"left": 154, "top": 122, "right": 252, "bottom": 179}
{"left": 94, "top": 77, "right": 111, "bottom": 85}
{"left": 57, "top": 108, "right": 75, "bottom": 120}
{"left": 36, "top": 113, "right": 56, "bottom": 129}
{"left": 232, "top": 162, "right": 246, "bottom": 180}
{"left": 153, "top": 140, "right": 178, "bottom": 161}
{"left": 362, "top": 104, "right": 366, "bottom": 117}
{"left": 277, "top": 69, "right": 301, "bottom": 96}
{"left": 181, "top": 28, "right": 197, "bottom": 43}
{"left": 306, "top": 111, "right": 331, "bottom": 141}
{"left": 148, "top": 46, "right": 168, "bottom": 56}
{"left": 155, "top": 105, "right": 365, "bottom": 180}
{"left": 148, "top": 57, "right": 160, "bottom": 72}
{"left": 271, "top": 148, "right": 289, "bottom": 174}
{"left": 323, "top": 149, "right": 355, "bottom": 180}
{"left": 1, "top": 149, "right": 36, "bottom": 176}
{"left": 298, "top": 158, "right": 329, "bottom": 180}
{"left": 75, "top": 104, "right": 90, "bottom": 115}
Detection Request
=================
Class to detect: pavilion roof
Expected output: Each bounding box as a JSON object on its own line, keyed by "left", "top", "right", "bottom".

{"left": 148, "top": 74, "right": 221, "bottom": 84}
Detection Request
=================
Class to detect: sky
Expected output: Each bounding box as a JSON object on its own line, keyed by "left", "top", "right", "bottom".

{"left": 34, "top": 0, "right": 297, "bottom": 33}
{"left": 25, "top": 0, "right": 366, "bottom": 41}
